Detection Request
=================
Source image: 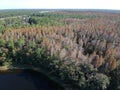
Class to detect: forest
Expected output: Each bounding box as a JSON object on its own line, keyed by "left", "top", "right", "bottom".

{"left": 0, "top": 9, "right": 120, "bottom": 90}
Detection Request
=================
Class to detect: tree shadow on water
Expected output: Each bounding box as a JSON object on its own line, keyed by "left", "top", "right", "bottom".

{"left": 16, "top": 70, "right": 64, "bottom": 90}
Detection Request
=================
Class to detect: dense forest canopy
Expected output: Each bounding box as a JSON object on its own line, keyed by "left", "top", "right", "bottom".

{"left": 0, "top": 9, "right": 120, "bottom": 90}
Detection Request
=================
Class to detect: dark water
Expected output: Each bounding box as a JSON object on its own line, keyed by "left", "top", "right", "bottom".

{"left": 0, "top": 70, "right": 64, "bottom": 90}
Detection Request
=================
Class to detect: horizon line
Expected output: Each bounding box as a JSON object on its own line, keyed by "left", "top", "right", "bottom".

{"left": 0, "top": 8, "right": 120, "bottom": 11}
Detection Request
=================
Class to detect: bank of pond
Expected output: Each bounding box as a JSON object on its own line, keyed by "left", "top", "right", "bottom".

{"left": 0, "top": 69, "right": 64, "bottom": 90}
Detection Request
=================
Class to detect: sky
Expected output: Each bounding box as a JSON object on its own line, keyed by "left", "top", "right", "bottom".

{"left": 0, "top": 0, "right": 120, "bottom": 10}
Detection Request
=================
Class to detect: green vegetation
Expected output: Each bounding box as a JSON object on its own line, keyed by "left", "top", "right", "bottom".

{"left": 0, "top": 10, "right": 99, "bottom": 32}
{"left": 0, "top": 9, "right": 120, "bottom": 90}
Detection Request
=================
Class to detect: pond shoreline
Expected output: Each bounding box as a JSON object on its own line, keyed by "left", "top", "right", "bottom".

{"left": 0, "top": 65, "right": 67, "bottom": 90}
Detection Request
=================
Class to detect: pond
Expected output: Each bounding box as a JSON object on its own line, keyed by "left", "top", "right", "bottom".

{"left": 0, "top": 69, "right": 64, "bottom": 90}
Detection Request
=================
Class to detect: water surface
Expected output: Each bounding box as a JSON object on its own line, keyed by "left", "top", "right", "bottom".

{"left": 0, "top": 70, "right": 63, "bottom": 90}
